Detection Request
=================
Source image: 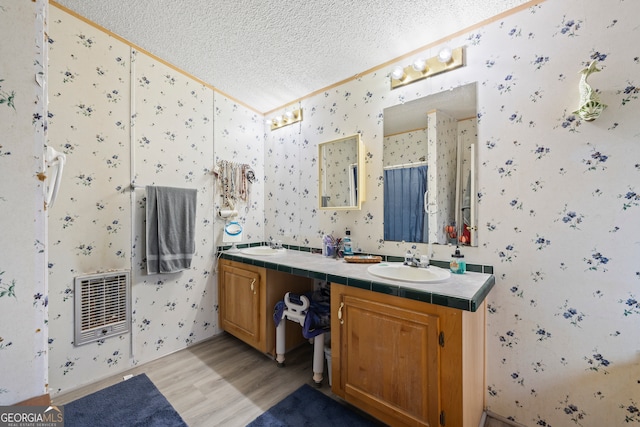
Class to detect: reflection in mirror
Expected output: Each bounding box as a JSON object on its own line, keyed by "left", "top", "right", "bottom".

{"left": 383, "top": 82, "right": 477, "bottom": 246}
{"left": 318, "top": 134, "right": 365, "bottom": 210}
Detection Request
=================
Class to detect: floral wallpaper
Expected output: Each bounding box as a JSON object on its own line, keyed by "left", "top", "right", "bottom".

{"left": 427, "top": 110, "right": 457, "bottom": 244}
{"left": 0, "top": 0, "right": 48, "bottom": 405}
{"left": 2, "top": 1, "right": 639, "bottom": 424}
{"left": 129, "top": 50, "right": 217, "bottom": 365}
{"left": 212, "top": 92, "right": 265, "bottom": 244}
{"left": 46, "top": 6, "right": 263, "bottom": 396}
{"left": 264, "top": 1, "right": 640, "bottom": 425}
{"left": 47, "top": 7, "right": 133, "bottom": 393}
{"left": 383, "top": 130, "right": 427, "bottom": 167}
{"left": 265, "top": 116, "right": 306, "bottom": 241}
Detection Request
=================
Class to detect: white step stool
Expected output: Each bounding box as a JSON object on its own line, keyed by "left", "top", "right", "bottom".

{"left": 275, "top": 292, "right": 326, "bottom": 387}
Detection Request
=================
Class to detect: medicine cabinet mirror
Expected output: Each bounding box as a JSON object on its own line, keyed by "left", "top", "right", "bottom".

{"left": 383, "top": 82, "right": 478, "bottom": 246}
{"left": 318, "top": 133, "right": 366, "bottom": 210}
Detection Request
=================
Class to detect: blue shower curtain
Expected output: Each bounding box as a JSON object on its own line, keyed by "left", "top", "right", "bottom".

{"left": 384, "top": 165, "right": 427, "bottom": 242}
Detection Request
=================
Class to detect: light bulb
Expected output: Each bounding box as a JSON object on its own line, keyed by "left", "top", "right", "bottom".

{"left": 438, "top": 47, "right": 453, "bottom": 64}
{"left": 275, "top": 115, "right": 283, "bottom": 124}
{"left": 285, "top": 111, "right": 294, "bottom": 120}
{"left": 412, "top": 58, "right": 427, "bottom": 73}
{"left": 391, "top": 66, "right": 405, "bottom": 80}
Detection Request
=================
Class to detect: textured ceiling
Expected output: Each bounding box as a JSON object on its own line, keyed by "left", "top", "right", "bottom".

{"left": 54, "top": 0, "right": 530, "bottom": 113}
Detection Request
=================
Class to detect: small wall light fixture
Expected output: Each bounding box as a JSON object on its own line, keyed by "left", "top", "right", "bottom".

{"left": 390, "top": 46, "right": 464, "bottom": 90}
{"left": 267, "top": 108, "right": 303, "bottom": 131}
{"left": 573, "top": 60, "right": 607, "bottom": 122}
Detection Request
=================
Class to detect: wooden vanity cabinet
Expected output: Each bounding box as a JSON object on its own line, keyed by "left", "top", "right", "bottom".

{"left": 218, "top": 259, "right": 313, "bottom": 356}
{"left": 330, "top": 283, "right": 485, "bottom": 427}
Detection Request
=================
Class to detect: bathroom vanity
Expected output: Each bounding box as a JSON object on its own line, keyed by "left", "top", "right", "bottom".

{"left": 331, "top": 283, "right": 484, "bottom": 427}
{"left": 218, "top": 258, "right": 313, "bottom": 355}
{"left": 218, "top": 247, "right": 494, "bottom": 427}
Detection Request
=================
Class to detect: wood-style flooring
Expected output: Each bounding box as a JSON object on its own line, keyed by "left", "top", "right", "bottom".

{"left": 53, "top": 332, "right": 346, "bottom": 426}
{"left": 53, "top": 332, "right": 513, "bottom": 427}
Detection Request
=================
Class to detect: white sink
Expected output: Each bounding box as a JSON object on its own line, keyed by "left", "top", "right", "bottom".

{"left": 367, "top": 263, "right": 451, "bottom": 283}
{"left": 240, "top": 246, "right": 285, "bottom": 256}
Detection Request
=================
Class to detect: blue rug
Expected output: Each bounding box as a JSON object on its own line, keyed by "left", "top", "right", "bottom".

{"left": 64, "top": 374, "right": 187, "bottom": 427}
{"left": 247, "top": 384, "right": 380, "bottom": 427}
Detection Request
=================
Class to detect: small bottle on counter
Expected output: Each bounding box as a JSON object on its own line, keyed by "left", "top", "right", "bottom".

{"left": 450, "top": 247, "right": 466, "bottom": 274}
{"left": 343, "top": 230, "right": 353, "bottom": 256}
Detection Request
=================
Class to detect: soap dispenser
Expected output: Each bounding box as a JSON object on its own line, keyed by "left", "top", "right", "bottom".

{"left": 450, "top": 246, "right": 466, "bottom": 274}
{"left": 343, "top": 229, "right": 354, "bottom": 256}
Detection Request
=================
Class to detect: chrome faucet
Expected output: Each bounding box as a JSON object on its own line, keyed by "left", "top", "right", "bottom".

{"left": 269, "top": 238, "right": 283, "bottom": 249}
{"left": 404, "top": 250, "right": 421, "bottom": 267}
{"left": 404, "top": 248, "right": 430, "bottom": 268}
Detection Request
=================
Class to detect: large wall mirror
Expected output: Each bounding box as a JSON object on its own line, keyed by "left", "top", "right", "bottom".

{"left": 319, "top": 134, "right": 366, "bottom": 210}
{"left": 383, "top": 82, "right": 477, "bottom": 246}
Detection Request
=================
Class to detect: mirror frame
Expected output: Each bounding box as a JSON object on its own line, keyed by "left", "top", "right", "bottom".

{"left": 318, "top": 133, "right": 366, "bottom": 210}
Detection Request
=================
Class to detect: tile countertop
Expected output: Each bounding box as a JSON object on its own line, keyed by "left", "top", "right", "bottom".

{"left": 218, "top": 247, "right": 495, "bottom": 312}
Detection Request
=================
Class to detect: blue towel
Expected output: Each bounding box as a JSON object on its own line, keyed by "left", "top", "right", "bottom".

{"left": 146, "top": 186, "right": 197, "bottom": 274}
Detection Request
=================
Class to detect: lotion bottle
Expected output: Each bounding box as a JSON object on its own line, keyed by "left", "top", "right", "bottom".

{"left": 343, "top": 229, "right": 353, "bottom": 256}
{"left": 450, "top": 247, "right": 466, "bottom": 274}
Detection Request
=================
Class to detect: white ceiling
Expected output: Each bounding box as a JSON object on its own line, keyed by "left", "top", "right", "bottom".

{"left": 383, "top": 82, "right": 477, "bottom": 136}
{"left": 54, "top": 0, "right": 530, "bottom": 114}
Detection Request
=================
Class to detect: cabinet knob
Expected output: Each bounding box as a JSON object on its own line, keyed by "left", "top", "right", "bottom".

{"left": 338, "top": 302, "right": 344, "bottom": 325}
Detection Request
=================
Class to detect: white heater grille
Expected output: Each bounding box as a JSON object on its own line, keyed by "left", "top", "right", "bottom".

{"left": 74, "top": 271, "right": 130, "bottom": 346}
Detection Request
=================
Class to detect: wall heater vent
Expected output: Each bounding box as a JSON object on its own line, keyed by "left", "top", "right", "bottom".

{"left": 74, "top": 270, "right": 130, "bottom": 346}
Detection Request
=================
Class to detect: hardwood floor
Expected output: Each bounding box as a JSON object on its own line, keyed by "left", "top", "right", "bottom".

{"left": 53, "top": 332, "right": 336, "bottom": 426}
{"left": 53, "top": 332, "right": 514, "bottom": 427}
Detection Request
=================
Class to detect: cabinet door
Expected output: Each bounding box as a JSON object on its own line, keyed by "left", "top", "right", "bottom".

{"left": 219, "top": 264, "right": 262, "bottom": 349}
{"left": 339, "top": 294, "right": 441, "bottom": 427}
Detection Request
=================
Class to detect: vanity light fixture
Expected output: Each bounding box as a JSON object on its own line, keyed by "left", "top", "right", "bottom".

{"left": 391, "top": 66, "right": 406, "bottom": 81}
{"left": 437, "top": 46, "right": 453, "bottom": 64}
{"left": 267, "top": 108, "right": 303, "bottom": 131}
{"left": 412, "top": 58, "right": 427, "bottom": 73}
{"left": 390, "top": 46, "right": 464, "bottom": 90}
